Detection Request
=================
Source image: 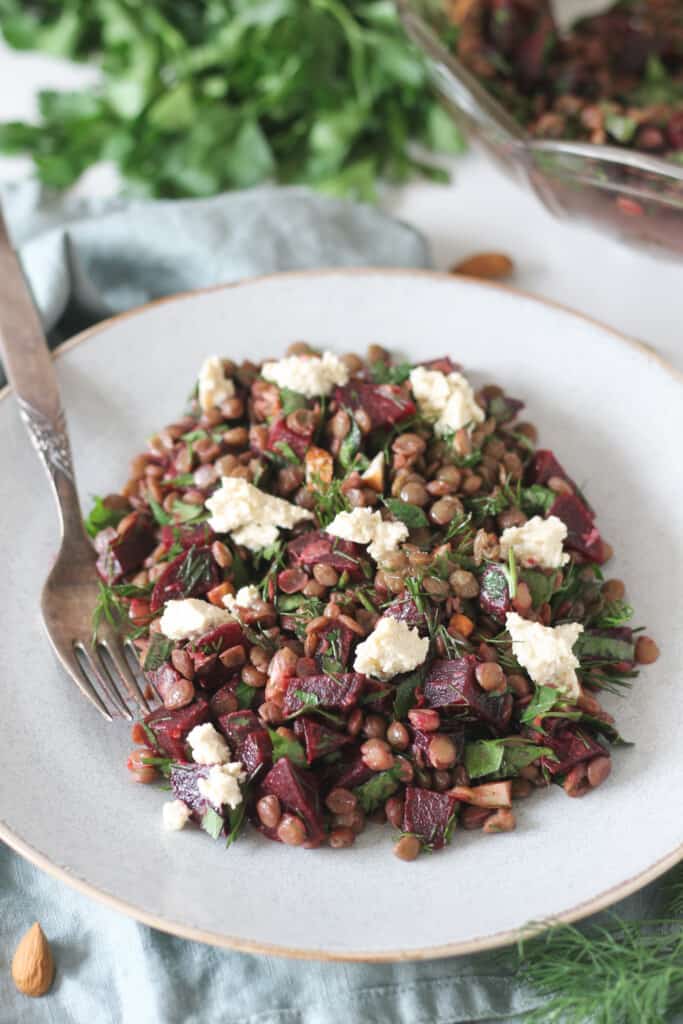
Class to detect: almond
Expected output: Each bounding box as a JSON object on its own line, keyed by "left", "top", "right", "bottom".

{"left": 11, "top": 922, "right": 55, "bottom": 997}
{"left": 450, "top": 252, "right": 514, "bottom": 280}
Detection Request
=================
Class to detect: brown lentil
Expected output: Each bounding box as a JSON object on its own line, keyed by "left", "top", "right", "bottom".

{"left": 386, "top": 721, "right": 410, "bottom": 750}
{"left": 635, "top": 636, "right": 660, "bottom": 664}
{"left": 329, "top": 827, "right": 356, "bottom": 849}
{"left": 257, "top": 795, "right": 282, "bottom": 830}
{"left": 393, "top": 835, "right": 421, "bottom": 861}
{"left": 276, "top": 815, "right": 306, "bottom": 846}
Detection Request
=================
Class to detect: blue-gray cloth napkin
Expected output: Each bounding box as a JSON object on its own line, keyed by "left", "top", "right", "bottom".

{"left": 0, "top": 181, "right": 670, "bottom": 1024}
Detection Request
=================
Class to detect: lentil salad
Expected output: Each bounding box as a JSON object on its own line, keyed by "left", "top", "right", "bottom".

{"left": 90, "top": 342, "right": 659, "bottom": 859}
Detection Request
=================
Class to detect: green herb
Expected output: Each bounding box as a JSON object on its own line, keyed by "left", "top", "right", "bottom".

{"left": 465, "top": 488, "right": 510, "bottom": 521}
{"left": 505, "top": 546, "right": 518, "bottom": 600}
{"left": 287, "top": 689, "right": 343, "bottom": 726}
{"left": 225, "top": 799, "right": 248, "bottom": 849}
{"left": 148, "top": 497, "right": 172, "bottom": 526}
{"left": 0, "top": 1, "right": 463, "bottom": 201}
{"left": 178, "top": 545, "right": 214, "bottom": 594}
{"left": 576, "top": 634, "right": 635, "bottom": 664}
{"left": 465, "top": 738, "right": 554, "bottom": 779}
{"left": 632, "top": 54, "right": 683, "bottom": 106}
{"left": 231, "top": 547, "right": 250, "bottom": 589}
{"left": 604, "top": 113, "right": 637, "bottom": 144}
{"left": 520, "top": 569, "right": 555, "bottom": 609}
{"left": 321, "top": 627, "right": 344, "bottom": 674}
{"left": 519, "top": 484, "right": 556, "bottom": 516}
{"left": 338, "top": 415, "right": 362, "bottom": 471}
{"left": 370, "top": 360, "right": 412, "bottom": 385}
{"left": 200, "top": 807, "right": 224, "bottom": 840}
{"left": 310, "top": 476, "right": 350, "bottom": 528}
{"left": 141, "top": 755, "right": 173, "bottom": 777}
{"left": 273, "top": 440, "right": 301, "bottom": 465}
{"left": 161, "top": 473, "right": 196, "bottom": 488}
{"left": 356, "top": 588, "right": 379, "bottom": 614}
{"left": 443, "top": 512, "right": 473, "bottom": 543}
{"left": 279, "top": 388, "right": 307, "bottom": 416}
{"left": 235, "top": 682, "right": 258, "bottom": 709}
{"left": 172, "top": 499, "right": 207, "bottom": 523}
{"left": 592, "top": 601, "right": 634, "bottom": 629}
{"left": 142, "top": 633, "right": 174, "bottom": 672}
{"left": 84, "top": 495, "right": 128, "bottom": 538}
{"left": 91, "top": 581, "right": 154, "bottom": 639}
{"left": 354, "top": 765, "right": 402, "bottom": 813}
{"left": 268, "top": 728, "right": 306, "bottom": 767}
{"left": 294, "top": 690, "right": 321, "bottom": 708}
{"left": 181, "top": 429, "right": 208, "bottom": 443}
{"left": 521, "top": 684, "right": 562, "bottom": 725}
{"left": 276, "top": 594, "right": 324, "bottom": 639}
{"left": 393, "top": 670, "right": 422, "bottom": 719}
{"left": 383, "top": 498, "right": 428, "bottom": 529}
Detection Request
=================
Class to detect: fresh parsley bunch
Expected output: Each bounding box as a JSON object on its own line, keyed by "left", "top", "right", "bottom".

{"left": 0, "top": 0, "right": 464, "bottom": 199}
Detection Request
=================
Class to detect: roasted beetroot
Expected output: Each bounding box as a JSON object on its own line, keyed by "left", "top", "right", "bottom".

{"left": 150, "top": 545, "right": 220, "bottom": 611}
{"left": 169, "top": 762, "right": 211, "bottom": 817}
{"left": 541, "top": 728, "right": 607, "bottom": 776}
{"left": 160, "top": 523, "right": 214, "bottom": 550}
{"left": 331, "top": 753, "right": 374, "bottom": 791}
{"left": 423, "top": 658, "right": 513, "bottom": 734}
{"left": 144, "top": 698, "right": 211, "bottom": 760}
{"left": 282, "top": 673, "right": 366, "bottom": 715}
{"left": 295, "top": 718, "right": 350, "bottom": 763}
{"left": 335, "top": 379, "right": 415, "bottom": 428}
{"left": 267, "top": 416, "right": 314, "bottom": 459}
{"left": 382, "top": 596, "right": 429, "bottom": 633}
{"left": 315, "top": 618, "right": 358, "bottom": 670}
{"left": 96, "top": 514, "right": 156, "bottom": 584}
{"left": 550, "top": 494, "right": 605, "bottom": 563}
{"left": 478, "top": 564, "right": 510, "bottom": 622}
{"left": 287, "top": 530, "right": 365, "bottom": 577}
{"left": 258, "top": 757, "right": 325, "bottom": 847}
{"left": 402, "top": 787, "right": 458, "bottom": 849}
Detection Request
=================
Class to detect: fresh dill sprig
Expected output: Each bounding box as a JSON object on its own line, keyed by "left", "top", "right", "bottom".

{"left": 91, "top": 581, "right": 154, "bottom": 640}
{"left": 309, "top": 475, "right": 350, "bottom": 528}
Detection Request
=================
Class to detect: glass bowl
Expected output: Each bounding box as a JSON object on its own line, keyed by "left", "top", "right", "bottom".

{"left": 398, "top": 0, "right": 683, "bottom": 257}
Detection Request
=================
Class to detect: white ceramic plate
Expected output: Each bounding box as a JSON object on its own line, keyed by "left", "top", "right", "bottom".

{"left": 1, "top": 270, "right": 682, "bottom": 960}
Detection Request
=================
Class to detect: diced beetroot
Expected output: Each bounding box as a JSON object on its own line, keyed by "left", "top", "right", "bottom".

{"left": 145, "top": 662, "right": 183, "bottom": 703}
{"left": 412, "top": 722, "right": 465, "bottom": 768}
{"left": 267, "top": 416, "right": 313, "bottom": 459}
{"left": 359, "top": 677, "right": 394, "bottom": 714}
{"left": 150, "top": 545, "right": 220, "bottom": 611}
{"left": 144, "top": 698, "right": 211, "bottom": 760}
{"left": 381, "top": 596, "right": 429, "bottom": 633}
{"left": 478, "top": 564, "right": 510, "bottom": 622}
{"left": 335, "top": 380, "right": 415, "bottom": 429}
{"left": 217, "top": 710, "right": 262, "bottom": 749}
{"left": 258, "top": 757, "right": 325, "bottom": 847}
{"left": 540, "top": 728, "right": 607, "bottom": 776}
{"left": 423, "top": 658, "right": 513, "bottom": 734}
{"left": 209, "top": 679, "right": 242, "bottom": 716}
{"left": 287, "top": 531, "right": 364, "bottom": 577}
{"left": 282, "top": 673, "right": 366, "bottom": 715}
{"left": 192, "top": 621, "right": 244, "bottom": 654}
{"left": 402, "top": 786, "right": 458, "bottom": 850}
{"left": 160, "top": 523, "right": 214, "bottom": 550}
{"left": 550, "top": 494, "right": 605, "bottom": 563}
{"left": 296, "top": 718, "right": 350, "bottom": 763}
{"left": 316, "top": 618, "right": 358, "bottom": 670}
{"left": 96, "top": 514, "right": 156, "bottom": 584}
{"left": 331, "top": 753, "right": 373, "bottom": 791}
{"left": 190, "top": 650, "right": 218, "bottom": 678}
{"left": 526, "top": 450, "right": 594, "bottom": 513}
{"left": 169, "top": 762, "right": 211, "bottom": 818}
{"left": 241, "top": 730, "right": 273, "bottom": 778}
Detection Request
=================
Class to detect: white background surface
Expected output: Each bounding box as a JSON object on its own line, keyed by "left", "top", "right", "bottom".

{"left": 0, "top": 37, "right": 682, "bottom": 375}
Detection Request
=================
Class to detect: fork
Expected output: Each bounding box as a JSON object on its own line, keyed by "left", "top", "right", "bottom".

{"left": 0, "top": 208, "right": 151, "bottom": 722}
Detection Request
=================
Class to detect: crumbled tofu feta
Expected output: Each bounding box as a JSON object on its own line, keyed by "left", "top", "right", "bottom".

{"left": 197, "top": 762, "right": 246, "bottom": 810}
{"left": 500, "top": 515, "right": 570, "bottom": 569}
{"left": 162, "top": 799, "right": 192, "bottom": 831}
{"left": 223, "top": 584, "right": 261, "bottom": 615}
{"left": 159, "top": 598, "right": 232, "bottom": 641}
{"left": 205, "top": 477, "right": 313, "bottom": 551}
{"left": 325, "top": 507, "right": 408, "bottom": 565}
{"left": 409, "top": 366, "right": 484, "bottom": 436}
{"left": 261, "top": 351, "right": 349, "bottom": 398}
{"left": 187, "top": 723, "right": 230, "bottom": 765}
{"left": 197, "top": 356, "right": 235, "bottom": 413}
{"left": 506, "top": 612, "right": 583, "bottom": 700}
{"left": 353, "top": 617, "right": 429, "bottom": 681}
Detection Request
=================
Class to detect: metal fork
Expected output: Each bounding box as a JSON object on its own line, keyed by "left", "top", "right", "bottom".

{"left": 0, "top": 209, "right": 151, "bottom": 721}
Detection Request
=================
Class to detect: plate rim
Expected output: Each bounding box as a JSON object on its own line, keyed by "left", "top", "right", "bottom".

{"left": 1, "top": 266, "right": 681, "bottom": 961}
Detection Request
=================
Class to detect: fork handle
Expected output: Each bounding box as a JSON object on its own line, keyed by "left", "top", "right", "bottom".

{"left": 0, "top": 209, "right": 85, "bottom": 540}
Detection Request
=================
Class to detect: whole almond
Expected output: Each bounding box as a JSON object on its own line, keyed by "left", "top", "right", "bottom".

{"left": 451, "top": 252, "right": 514, "bottom": 280}
{"left": 11, "top": 922, "right": 54, "bottom": 997}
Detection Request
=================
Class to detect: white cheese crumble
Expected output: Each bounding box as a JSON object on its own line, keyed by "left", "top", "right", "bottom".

{"left": 261, "top": 351, "right": 349, "bottom": 398}
{"left": 162, "top": 799, "right": 192, "bottom": 832}
{"left": 197, "top": 356, "right": 235, "bottom": 413}
{"left": 223, "top": 584, "right": 261, "bottom": 614}
{"left": 353, "top": 616, "right": 429, "bottom": 681}
{"left": 500, "top": 515, "right": 570, "bottom": 570}
{"left": 205, "top": 477, "right": 313, "bottom": 551}
{"left": 325, "top": 507, "right": 408, "bottom": 565}
{"left": 197, "top": 762, "right": 246, "bottom": 810}
{"left": 409, "top": 366, "right": 485, "bottom": 436}
{"left": 187, "top": 723, "right": 230, "bottom": 765}
{"left": 506, "top": 612, "right": 583, "bottom": 701}
{"left": 159, "top": 598, "right": 232, "bottom": 641}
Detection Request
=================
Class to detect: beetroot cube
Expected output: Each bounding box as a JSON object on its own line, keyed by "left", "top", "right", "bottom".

{"left": 145, "top": 662, "right": 183, "bottom": 704}
{"left": 423, "top": 658, "right": 513, "bottom": 733}
{"left": 331, "top": 753, "right": 373, "bottom": 791}
{"left": 334, "top": 380, "right": 415, "bottom": 428}
{"left": 282, "top": 673, "right": 365, "bottom": 715}
{"left": 240, "top": 731, "right": 273, "bottom": 777}
{"left": 96, "top": 514, "right": 156, "bottom": 583}
{"left": 287, "top": 530, "right": 364, "bottom": 577}
{"left": 267, "top": 416, "right": 313, "bottom": 459}
{"left": 478, "top": 565, "right": 510, "bottom": 622}
{"left": 402, "top": 787, "right": 458, "bottom": 849}
{"left": 217, "top": 710, "right": 262, "bottom": 748}
{"left": 316, "top": 618, "right": 358, "bottom": 670}
{"left": 144, "top": 698, "right": 211, "bottom": 760}
{"left": 150, "top": 545, "right": 220, "bottom": 611}
{"left": 381, "top": 596, "right": 429, "bottom": 633}
{"left": 541, "top": 728, "right": 607, "bottom": 776}
{"left": 258, "top": 757, "right": 324, "bottom": 846}
{"left": 297, "top": 718, "right": 350, "bottom": 763}
{"left": 169, "top": 762, "right": 211, "bottom": 817}
{"left": 160, "top": 523, "right": 214, "bottom": 550}
{"left": 550, "top": 494, "right": 605, "bottom": 563}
